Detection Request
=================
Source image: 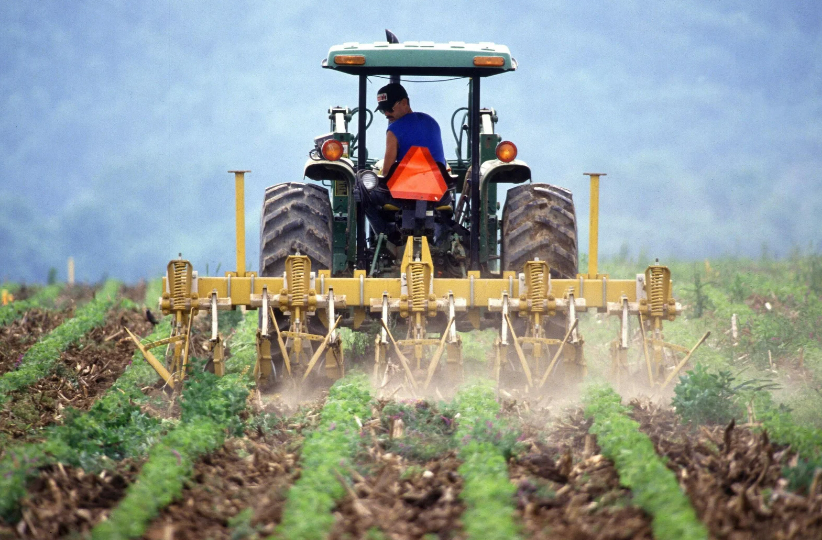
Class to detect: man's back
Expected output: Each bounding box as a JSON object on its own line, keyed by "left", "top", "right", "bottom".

{"left": 387, "top": 112, "right": 446, "bottom": 165}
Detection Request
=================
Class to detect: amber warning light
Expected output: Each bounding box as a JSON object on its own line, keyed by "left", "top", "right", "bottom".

{"left": 334, "top": 55, "right": 366, "bottom": 65}
{"left": 322, "top": 139, "right": 344, "bottom": 161}
{"left": 473, "top": 56, "right": 505, "bottom": 67}
{"left": 496, "top": 141, "right": 517, "bottom": 162}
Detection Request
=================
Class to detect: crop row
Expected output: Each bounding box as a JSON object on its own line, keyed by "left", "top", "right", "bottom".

{"left": 275, "top": 373, "right": 373, "bottom": 540}
{"left": 583, "top": 384, "right": 708, "bottom": 540}
{"left": 1, "top": 280, "right": 168, "bottom": 521}
{"left": 91, "top": 310, "right": 258, "bottom": 539}
{"left": 0, "top": 280, "right": 120, "bottom": 402}
{"left": 453, "top": 382, "right": 521, "bottom": 540}
{"left": 0, "top": 319, "right": 171, "bottom": 522}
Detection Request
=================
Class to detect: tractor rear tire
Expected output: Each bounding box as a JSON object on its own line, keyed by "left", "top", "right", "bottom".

{"left": 258, "top": 182, "right": 333, "bottom": 387}
{"left": 502, "top": 183, "right": 578, "bottom": 278}
{"left": 259, "top": 182, "right": 333, "bottom": 277}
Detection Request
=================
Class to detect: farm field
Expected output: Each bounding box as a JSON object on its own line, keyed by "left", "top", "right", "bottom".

{"left": 0, "top": 254, "right": 821, "bottom": 539}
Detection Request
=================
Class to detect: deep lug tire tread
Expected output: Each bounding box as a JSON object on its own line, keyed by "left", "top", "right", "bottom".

{"left": 259, "top": 182, "right": 333, "bottom": 277}
{"left": 502, "top": 183, "right": 578, "bottom": 279}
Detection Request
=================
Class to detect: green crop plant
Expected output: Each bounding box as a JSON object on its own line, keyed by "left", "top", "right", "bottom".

{"left": 584, "top": 384, "right": 708, "bottom": 540}
{"left": 91, "top": 418, "right": 230, "bottom": 540}
{"left": 0, "top": 283, "right": 63, "bottom": 326}
{"left": 0, "top": 280, "right": 120, "bottom": 402}
{"left": 453, "top": 381, "right": 522, "bottom": 540}
{"left": 274, "top": 373, "right": 373, "bottom": 540}
{"left": 91, "top": 311, "right": 258, "bottom": 540}
{"left": 459, "top": 329, "right": 497, "bottom": 364}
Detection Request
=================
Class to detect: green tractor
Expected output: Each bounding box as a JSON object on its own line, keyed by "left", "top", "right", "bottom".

{"left": 147, "top": 34, "right": 688, "bottom": 395}
{"left": 256, "top": 32, "right": 581, "bottom": 389}
{"left": 261, "top": 34, "right": 577, "bottom": 311}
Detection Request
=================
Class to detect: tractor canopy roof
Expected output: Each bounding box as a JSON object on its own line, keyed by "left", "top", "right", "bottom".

{"left": 323, "top": 41, "right": 516, "bottom": 77}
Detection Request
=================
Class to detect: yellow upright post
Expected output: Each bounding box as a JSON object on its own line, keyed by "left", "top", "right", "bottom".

{"left": 67, "top": 257, "right": 75, "bottom": 286}
{"left": 584, "top": 173, "right": 606, "bottom": 279}
{"left": 229, "top": 171, "right": 250, "bottom": 277}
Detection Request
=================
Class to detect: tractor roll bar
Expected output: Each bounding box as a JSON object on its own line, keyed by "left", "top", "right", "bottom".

{"left": 357, "top": 74, "right": 368, "bottom": 269}
{"left": 469, "top": 76, "right": 481, "bottom": 270}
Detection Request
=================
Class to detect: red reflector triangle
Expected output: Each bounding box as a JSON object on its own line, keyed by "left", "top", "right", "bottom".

{"left": 386, "top": 146, "right": 448, "bottom": 202}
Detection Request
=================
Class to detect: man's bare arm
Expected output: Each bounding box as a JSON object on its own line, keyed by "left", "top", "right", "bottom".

{"left": 383, "top": 131, "right": 398, "bottom": 174}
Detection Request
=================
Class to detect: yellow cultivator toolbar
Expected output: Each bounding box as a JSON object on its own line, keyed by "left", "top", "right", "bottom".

{"left": 154, "top": 238, "right": 689, "bottom": 395}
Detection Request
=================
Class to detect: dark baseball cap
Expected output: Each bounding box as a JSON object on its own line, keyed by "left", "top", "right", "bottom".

{"left": 375, "top": 83, "right": 408, "bottom": 112}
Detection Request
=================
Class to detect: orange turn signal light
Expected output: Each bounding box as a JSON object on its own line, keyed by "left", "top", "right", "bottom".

{"left": 334, "top": 55, "right": 366, "bottom": 65}
{"left": 496, "top": 141, "right": 517, "bottom": 163}
{"left": 473, "top": 56, "right": 505, "bottom": 67}
{"left": 322, "top": 139, "right": 344, "bottom": 161}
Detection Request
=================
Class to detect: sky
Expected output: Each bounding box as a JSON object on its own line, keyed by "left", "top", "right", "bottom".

{"left": 1, "top": 0, "right": 821, "bottom": 283}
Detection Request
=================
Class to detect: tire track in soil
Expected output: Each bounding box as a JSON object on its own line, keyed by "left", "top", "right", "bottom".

{"left": 631, "top": 400, "right": 822, "bottom": 540}
{"left": 0, "top": 309, "right": 153, "bottom": 445}
{"left": 509, "top": 407, "right": 654, "bottom": 540}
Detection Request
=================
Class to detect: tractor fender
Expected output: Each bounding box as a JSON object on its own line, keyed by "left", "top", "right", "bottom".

{"left": 303, "top": 158, "right": 357, "bottom": 184}
{"left": 479, "top": 159, "right": 531, "bottom": 185}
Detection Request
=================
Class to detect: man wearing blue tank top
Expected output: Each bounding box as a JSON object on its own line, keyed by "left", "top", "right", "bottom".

{"left": 375, "top": 83, "right": 446, "bottom": 171}
{"left": 356, "top": 82, "right": 452, "bottom": 244}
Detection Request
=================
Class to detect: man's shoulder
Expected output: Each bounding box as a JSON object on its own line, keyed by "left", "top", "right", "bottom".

{"left": 413, "top": 112, "right": 439, "bottom": 126}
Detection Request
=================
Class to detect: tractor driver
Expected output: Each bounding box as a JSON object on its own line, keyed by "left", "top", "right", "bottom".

{"left": 357, "top": 82, "right": 454, "bottom": 245}
{"left": 375, "top": 83, "right": 446, "bottom": 171}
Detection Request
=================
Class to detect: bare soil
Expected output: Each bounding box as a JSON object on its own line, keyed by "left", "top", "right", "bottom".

{"left": 55, "top": 284, "right": 98, "bottom": 308}
{"left": 331, "top": 452, "right": 466, "bottom": 540}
